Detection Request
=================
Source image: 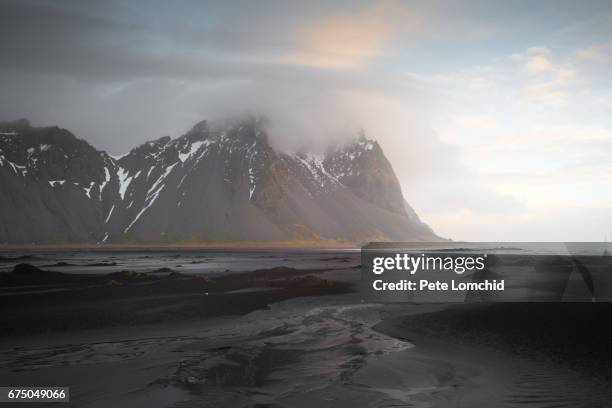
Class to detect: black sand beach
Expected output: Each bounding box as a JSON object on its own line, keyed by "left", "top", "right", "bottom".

{"left": 1, "top": 250, "right": 612, "bottom": 407}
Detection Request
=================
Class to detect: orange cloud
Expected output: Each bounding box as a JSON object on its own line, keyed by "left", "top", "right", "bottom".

{"left": 284, "top": 2, "right": 415, "bottom": 69}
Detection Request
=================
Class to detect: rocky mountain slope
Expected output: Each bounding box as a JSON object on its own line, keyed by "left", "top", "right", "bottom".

{"left": 0, "top": 118, "right": 438, "bottom": 244}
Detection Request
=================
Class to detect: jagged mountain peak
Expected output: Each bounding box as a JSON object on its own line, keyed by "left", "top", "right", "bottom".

{"left": 118, "top": 115, "right": 269, "bottom": 163}
{"left": 182, "top": 115, "right": 267, "bottom": 144}
{"left": 0, "top": 119, "right": 110, "bottom": 185}
{"left": 187, "top": 119, "right": 209, "bottom": 136}
{"left": 324, "top": 132, "right": 405, "bottom": 217}
{"left": 0, "top": 118, "right": 31, "bottom": 132}
{"left": 0, "top": 119, "right": 80, "bottom": 146}
{"left": 132, "top": 136, "right": 172, "bottom": 154}
{"left": 0, "top": 117, "right": 439, "bottom": 244}
{"left": 211, "top": 115, "right": 269, "bottom": 146}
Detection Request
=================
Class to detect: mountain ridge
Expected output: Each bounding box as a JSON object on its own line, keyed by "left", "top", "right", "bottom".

{"left": 0, "top": 117, "right": 439, "bottom": 244}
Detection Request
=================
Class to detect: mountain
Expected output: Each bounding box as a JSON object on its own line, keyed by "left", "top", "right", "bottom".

{"left": 0, "top": 117, "right": 438, "bottom": 244}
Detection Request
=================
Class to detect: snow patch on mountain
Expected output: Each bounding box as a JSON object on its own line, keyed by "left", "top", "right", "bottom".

{"left": 178, "top": 140, "right": 206, "bottom": 163}
{"left": 124, "top": 162, "right": 178, "bottom": 233}
{"left": 117, "top": 167, "right": 133, "bottom": 200}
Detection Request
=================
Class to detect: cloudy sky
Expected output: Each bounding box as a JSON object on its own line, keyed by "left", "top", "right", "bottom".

{"left": 1, "top": 0, "right": 611, "bottom": 241}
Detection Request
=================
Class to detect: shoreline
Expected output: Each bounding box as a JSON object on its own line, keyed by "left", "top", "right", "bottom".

{"left": 0, "top": 241, "right": 360, "bottom": 251}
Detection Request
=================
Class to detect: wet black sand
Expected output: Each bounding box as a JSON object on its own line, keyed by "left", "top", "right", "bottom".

{"left": 0, "top": 263, "right": 353, "bottom": 336}
{"left": 1, "top": 251, "right": 612, "bottom": 407}
{"left": 377, "top": 303, "right": 612, "bottom": 382}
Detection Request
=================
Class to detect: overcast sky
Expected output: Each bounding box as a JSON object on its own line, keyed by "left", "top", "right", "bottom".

{"left": 1, "top": 0, "right": 612, "bottom": 241}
